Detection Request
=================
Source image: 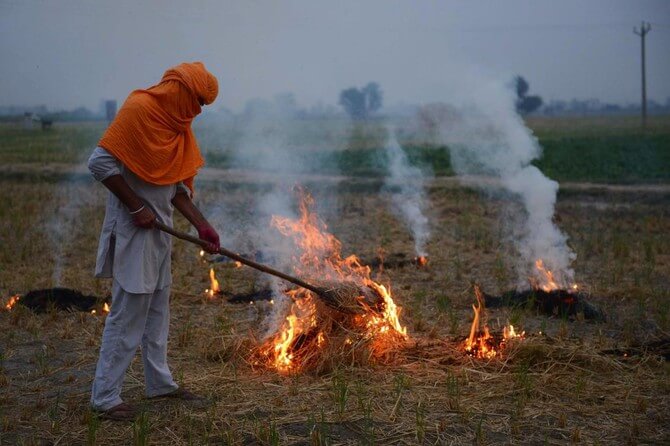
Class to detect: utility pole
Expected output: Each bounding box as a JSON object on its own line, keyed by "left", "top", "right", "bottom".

{"left": 634, "top": 21, "right": 651, "bottom": 129}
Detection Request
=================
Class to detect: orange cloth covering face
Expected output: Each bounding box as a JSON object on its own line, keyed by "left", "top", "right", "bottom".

{"left": 98, "top": 62, "right": 218, "bottom": 193}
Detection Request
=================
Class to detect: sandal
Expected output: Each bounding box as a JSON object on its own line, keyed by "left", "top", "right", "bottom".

{"left": 95, "top": 402, "right": 138, "bottom": 421}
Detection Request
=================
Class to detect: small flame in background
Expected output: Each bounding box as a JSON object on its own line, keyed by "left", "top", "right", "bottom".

{"left": 533, "top": 259, "right": 577, "bottom": 292}
{"left": 415, "top": 256, "right": 429, "bottom": 268}
{"left": 260, "top": 191, "right": 408, "bottom": 374}
{"left": 463, "top": 285, "right": 524, "bottom": 359}
{"left": 205, "top": 267, "right": 221, "bottom": 298}
{"left": 4, "top": 294, "right": 20, "bottom": 311}
{"left": 91, "top": 302, "right": 111, "bottom": 315}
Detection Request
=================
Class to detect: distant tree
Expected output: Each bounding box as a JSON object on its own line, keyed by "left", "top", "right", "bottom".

{"left": 513, "top": 75, "right": 543, "bottom": 115}
{"left": 518, "top": 96, "right": 543, "bottom": 114}
{"left": 339, "top": 82, "right": 383, "bottom": 119}
{"left": 362, "top": 82, "right": 383, "bottom": 114}
{"left": 339, "top": 87, "right": 366, "bottom": 119}
{"left": 515, "top": 76, "right": 529, "bottom": 98}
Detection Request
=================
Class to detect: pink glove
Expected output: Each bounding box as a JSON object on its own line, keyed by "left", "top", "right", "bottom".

{"left": 196, "top": 223, "right": 220, "bottom": 254}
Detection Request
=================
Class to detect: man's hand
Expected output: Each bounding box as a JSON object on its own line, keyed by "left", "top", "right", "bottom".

{"left": 196, "top": 223, "right": 220, "bottom": 253}
{"left": 131, "top": 206, "right": 156, "bottom": 229}
{"left": 172, "top": 191, "right": 221, "bottom": 254}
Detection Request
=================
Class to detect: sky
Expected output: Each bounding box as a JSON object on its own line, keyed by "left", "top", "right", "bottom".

{"left": 1, "top": 0, "right": 669, "bottom": 112}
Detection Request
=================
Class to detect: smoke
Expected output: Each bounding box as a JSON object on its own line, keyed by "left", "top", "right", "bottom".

{"left": 382, "top": 125, "right": 431, "bottom": 257}
{"left": 225, "top": 98, "right": 308, "bottom": 271}
{"left": 199, "top": 96, "right": 346, "bottom": 338}
{"left": 419, "top": 80, "right": 575, "bottom": 288}
{"left": 46, "top": 166, "right": 97, "bottom": 286}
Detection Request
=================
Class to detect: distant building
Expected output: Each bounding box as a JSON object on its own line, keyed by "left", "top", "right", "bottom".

{"left": 105, "top": 100, "right": 117, "bottom": 121}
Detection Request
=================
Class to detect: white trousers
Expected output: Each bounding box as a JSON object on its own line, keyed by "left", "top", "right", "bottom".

{"left": 90, "top": 280, "right": 177, "bottom": 410}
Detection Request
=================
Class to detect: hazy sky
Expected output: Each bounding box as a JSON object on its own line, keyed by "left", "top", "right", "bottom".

{"left": 1, "top": 0, "right": 668, "bottom": 111}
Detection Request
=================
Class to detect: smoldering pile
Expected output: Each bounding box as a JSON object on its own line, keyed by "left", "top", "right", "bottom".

{"left": 480, "top": 287, "right": 606, "bottom": 321}
{"left": 6, "top": 288, "right": 109, "bottom": 314}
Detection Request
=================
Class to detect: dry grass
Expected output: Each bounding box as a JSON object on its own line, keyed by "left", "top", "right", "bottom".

{"left": 1, "top": 166, "right": 669, "bottom": 445}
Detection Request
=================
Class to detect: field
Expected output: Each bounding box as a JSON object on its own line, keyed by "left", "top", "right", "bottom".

{"left": 0, "top": 116, "right": 669, "bottom": 445}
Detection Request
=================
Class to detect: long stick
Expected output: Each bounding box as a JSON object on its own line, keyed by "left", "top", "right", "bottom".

{"left": 154, "top": 221, "right": 324, "bottom": 295}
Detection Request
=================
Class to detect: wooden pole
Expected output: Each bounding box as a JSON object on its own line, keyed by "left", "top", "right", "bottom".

{"left": 634, "top": 21, "right": 652, "bottom": 129}
{"left": 154, "top": 220, "right": 325, "bottom": 295}
{"left": 154, "top": 221, "right": 385, "bottom": 313}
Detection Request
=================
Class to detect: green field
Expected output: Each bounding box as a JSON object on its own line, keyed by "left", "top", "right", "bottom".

{"left": 1, "top": 115, "right": 669, "bottom": 182}
{"left": 0, "top": 116, "right": 669, "bottom": 445}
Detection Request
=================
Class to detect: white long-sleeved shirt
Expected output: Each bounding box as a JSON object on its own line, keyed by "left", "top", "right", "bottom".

{"left": 88, "top": 147, "right": 188, "bottom": 294}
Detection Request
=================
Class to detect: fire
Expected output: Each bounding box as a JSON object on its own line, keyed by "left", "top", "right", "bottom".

{"left": 463, "top": 285, "right": 524, "bottom": 359}
{"left": 259, "top": 190, "right": 408, "bottom": 373}
{"left": 91, "top": 302, "right": 111, "bottom": 315}
{"left": 530, "top": 259, "right": 579, "bottom": 293}
{"left": 4, "top": 294, "right": 20, "bottom": 311}
{"left": 205, "top": 267, "right": 221, "bottom": 298}
{"left": 415, "top": 256, "right": 429, "bottom": 267}
{"left": 359, "top": 281, "right": 407, "bottom": 337}
{"left": 534, "top": 259, "right": 559, "bottom": 291}
{"left": 271, "top": 295, "right": 318, "bottom": 373}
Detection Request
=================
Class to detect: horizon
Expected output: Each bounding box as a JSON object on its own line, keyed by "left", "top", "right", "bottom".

{"left": 1, "top": 0, "right": 669, "bottom": 113}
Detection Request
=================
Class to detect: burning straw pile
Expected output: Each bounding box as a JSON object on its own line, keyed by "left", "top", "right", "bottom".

{"left": 252, "top": 192, "right": 408, "bottom": 374}
{"left": 464, "top": 285, "right": 524, "bottom": 359}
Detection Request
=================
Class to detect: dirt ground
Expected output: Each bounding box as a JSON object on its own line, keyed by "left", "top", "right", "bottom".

{"left": 1, "top": 168, "right": 669, "bottom": 445}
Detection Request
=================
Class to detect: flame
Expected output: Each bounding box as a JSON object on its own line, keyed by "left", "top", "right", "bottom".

{"left": 533, "top": 259, "right": 577, "bottom": 292}
{"left": 271, "top": 296, "right": 318, "bottom": 373}
{"left": 4, "top": 294, "right": 20, "bottom": 311}
{"left": 234, "top": 261, "right": 242, "bottom": 268}
{"left": 205, "top": 267, "right": 221, "bottom": 298}
{"left": 503, "top": 325, "right": 518, "bottom": 339}
{"left": 415, "top": 256, "right": 429, "bottom": 267}
{"left": 92, "top": 302, "right": 111, "bottom": 315}
{"left": 463, "top": 286, "right": 524, "bottom": 359}
{"left": 360, "top": 281, "right": 407, "bottom": 338}
{"left": 534, "top": 259, "right": 559, "bottom": 291}
{"left": 199, "top": 249, "right": 208, "bottom": 265}
{"left": 259, "top": 190, "right": 407, "bottom": 373}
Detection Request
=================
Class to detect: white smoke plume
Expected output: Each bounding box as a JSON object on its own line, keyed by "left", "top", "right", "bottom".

{"left": 419, "top": 81, "right": 575, "bottom": 289}
{"left": 199, "top": 97, "right": 343, "bottom": 337}
{"left": 383, "top": 125, "right": 431, "bottom": 257}
{"left": 46, "top": 165, "right": 97, "bottom": 286}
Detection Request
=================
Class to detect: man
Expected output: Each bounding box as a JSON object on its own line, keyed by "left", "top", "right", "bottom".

{"left": 88, "top": 62, "right": 220, "bottom": 421}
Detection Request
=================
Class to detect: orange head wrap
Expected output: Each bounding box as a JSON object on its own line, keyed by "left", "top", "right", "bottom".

{"left": 98, "top": 62, "right": 218, "bottom": 193}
